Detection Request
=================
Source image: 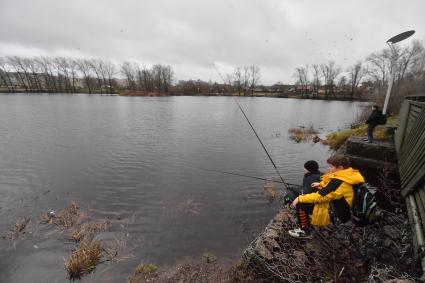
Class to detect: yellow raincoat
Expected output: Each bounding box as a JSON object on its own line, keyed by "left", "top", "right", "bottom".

{"left": 298, "top": 167, "right": 365, "bottom": 226}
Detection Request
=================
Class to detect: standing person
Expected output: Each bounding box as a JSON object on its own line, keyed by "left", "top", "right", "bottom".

{"left": 288, "top": 155, "right": 365, "bottom": 239}
{"left": 365, "top": 105, "right": 383, "bottom": 143}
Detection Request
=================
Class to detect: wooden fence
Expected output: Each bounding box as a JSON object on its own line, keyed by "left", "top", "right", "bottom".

{"left": 394, "top": 95, "right": 425, "bottom": 268}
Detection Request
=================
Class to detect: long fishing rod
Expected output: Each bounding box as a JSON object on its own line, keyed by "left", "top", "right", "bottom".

{"left": 197, "top": 167, "right": 298, "bottom": 186}
{"left": 215, "top": 68, "right": 294, "bottom": 194}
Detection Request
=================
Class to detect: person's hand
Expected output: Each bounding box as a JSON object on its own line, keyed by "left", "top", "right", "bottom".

{"left": 291, "top": 197, "right": 299, "bottom": 208}
{"left": 311, "top": 182, "right": 321, "bottom": 188}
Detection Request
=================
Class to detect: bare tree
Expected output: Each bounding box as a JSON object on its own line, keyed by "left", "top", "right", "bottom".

{"left": 366, "top": 49, "right": 391, "bottom": 93}
{"left": 320, "top": 61, "right": 341, "bottom": 98}
{"left": 89, "top": 59, "right": 104, "bottom": 93}
{"left": 37, "top": 57, "right": 58, "bottom": 92}
{"left": 294, "top": 65, "right": 309, "bottom": 97}
{"left": 8, "top": 56, "right": 29, "bottom": 92}
{"left": 233, "top": 67, "right": 242, "bottom": 95}
{"left": 75, "top": 59, "right": 94, "bottom": 93}
{"left": 248, "top": 65, "right": 260, "bottom": 95}
{"left": 311, "top": 64, "right": 321, "bottom": 98}
{"left": 0, "top": 57, "right": 15, "bottom": 92}
{"left": 348, "top": 61, "right": 365, "bottom": 99}
{"left": 121, "top": 62, "right": 137, "bottom": 91}
{"left": 162, "top": 65, "right": 173, "bottom": 93}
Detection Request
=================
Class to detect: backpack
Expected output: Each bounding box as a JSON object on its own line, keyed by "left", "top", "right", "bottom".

{"left": 351, "top": 183, "right": 378, "bottom": 226}
{"left": 377, "top": 113, "right": 387, "bottom": 125}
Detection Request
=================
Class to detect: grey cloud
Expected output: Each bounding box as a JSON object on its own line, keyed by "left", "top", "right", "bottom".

{"left": 1, "top": 0, "right": 424, "bottom": 84}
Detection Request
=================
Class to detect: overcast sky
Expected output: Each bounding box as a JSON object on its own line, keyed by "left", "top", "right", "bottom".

{"left": 1, "top": 0, "right": 424, "bottom": 84}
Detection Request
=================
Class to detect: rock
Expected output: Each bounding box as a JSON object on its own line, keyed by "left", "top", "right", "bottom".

{"left": 264, "top": 238, "right": 280, "bottom": 251}
{"left": 264, "top": 228, "right": 279, "bottom": 239}
{"left": 255, "top": 241, "right": 273, "bottom": 261}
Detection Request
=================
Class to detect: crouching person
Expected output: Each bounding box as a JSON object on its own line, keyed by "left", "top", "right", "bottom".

{"left": 288, "top": 155, "right": 365, "bottom": 239}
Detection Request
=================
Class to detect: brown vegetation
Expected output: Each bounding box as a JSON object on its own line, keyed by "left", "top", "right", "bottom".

{"left": 129, "top": 263, "right": 159, "bottom": 283}
{"left": 288, "top": 126, "right": 319, "bottom": 143}
{"left": 71, "top": 222, "right": 108, "bottom": 243}
{"left": 322, "top": 116, "right": 396, "bottom": 150}
{"left": 41, "top": 201, "right": 79, "bottom": 229}
{"left": 65, "top": 240, "right": 102, "bottom": 280}
{"left": 1, "top": 217, "right": 30, "bottom": 240}
{"left": 38, "top": 202, "right": 116, "bottom": 280}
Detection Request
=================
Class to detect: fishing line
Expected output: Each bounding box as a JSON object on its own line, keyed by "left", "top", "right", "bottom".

{"left": 197, "top": 167, "right": 297, "bottom": 186}
{"left": 214, "top": 66, "right": 295, "bottom": 195}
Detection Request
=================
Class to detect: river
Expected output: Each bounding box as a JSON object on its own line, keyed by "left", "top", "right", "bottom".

{"left": 0, "top": 94, "right": 367, "bottom": 282}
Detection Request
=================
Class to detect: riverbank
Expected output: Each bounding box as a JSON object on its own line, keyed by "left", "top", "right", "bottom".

{"left": 1, "top": 90, "right": 375, "bottom": 102}
{"left": 321, "top": 116, "right": 397, "bottom": 150}
{"left": 240, "top": 136, "right": 419, "bottom": 282}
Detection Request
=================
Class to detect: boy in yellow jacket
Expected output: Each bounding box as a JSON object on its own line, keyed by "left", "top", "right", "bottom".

{"left": 288, "top": 155, "right": 365, "bottom": 239}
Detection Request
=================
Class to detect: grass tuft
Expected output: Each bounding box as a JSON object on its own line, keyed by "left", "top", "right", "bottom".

{"left": 129, "top": 263, "right": 159, "bottom": 283}
{"left": 71, "top": 222, "right": 108, "bottom": 243}
{"left": 65, "top": 240, "right": 102, "bottom": 280}
{"left": 1, "top": 217, "right": 30, "bottom": 240}
{"left": 41, "top": 201, "right": 79, "bottom": 229}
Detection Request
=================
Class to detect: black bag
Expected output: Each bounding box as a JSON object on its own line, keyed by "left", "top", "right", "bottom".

{"left": 351, "top": 183, "right": 378, "bottom": 226}
{"left": 377, "top": 113, "right": 387, "bottom": 125}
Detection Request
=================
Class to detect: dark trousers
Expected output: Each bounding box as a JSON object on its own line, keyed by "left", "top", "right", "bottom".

{"left": 367, "top": 124, "right": 376, "bottom": 141}
{"left": 296, "top": 202, "right": 314, "bottom": 231}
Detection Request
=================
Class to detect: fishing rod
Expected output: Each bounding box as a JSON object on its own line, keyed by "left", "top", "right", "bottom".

{"left": 197, "top": 167, "right": 298, "bottom": 186}
{"left": 215, "top": 68, "right": 296, "bottom": 196}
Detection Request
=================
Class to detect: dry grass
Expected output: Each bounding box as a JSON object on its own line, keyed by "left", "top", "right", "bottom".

{"left": 41, "top": 201, "right": 79, "bottom": 229}
{"left": 65, "top": 240, "right": 102, "bottom": 280}
{"left": 1, "top": 217, "right": 30, "bottom": 240}
{"left": 288, "top": 126, "right": 319, "bottom": 143}
{"left": 322, "top": 125, "right": 368, "bottom": 150}
{"left": 322, "top": 116, "right": 397, "bottom": 150}
{"left": 129, "top": 263, "right": 159, "bottom": 283}
{"left": 71, "top": 222, "right": 108, "bottom": 243}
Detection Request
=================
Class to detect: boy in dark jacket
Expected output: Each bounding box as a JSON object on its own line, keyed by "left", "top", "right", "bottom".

{"left": 287, "top": 160, "right": 322, "bottom": 237}
{"left": 365, "top": 105, "right": 383, "bottom": 143}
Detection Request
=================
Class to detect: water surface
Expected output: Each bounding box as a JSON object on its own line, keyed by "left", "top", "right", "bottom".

{"left": 0, "top": 94, "right": 367, "bottom": 282}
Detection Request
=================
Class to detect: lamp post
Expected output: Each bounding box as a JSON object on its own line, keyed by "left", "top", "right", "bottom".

{"left": 382, "top": 30, "right": 415, "bottom": 115}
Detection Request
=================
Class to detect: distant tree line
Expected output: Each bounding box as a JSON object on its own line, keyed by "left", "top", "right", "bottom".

{"left": 120, "top": 62, "right": 173, "bottom": 93}
{"left": 0, "top": 56, "right": 174, "bottom": 94}
{"left": 292, "top": 40, "right": 425, "bottom": 112}
{"left": 170, "top": 65, "right": 261, "bottom": 96}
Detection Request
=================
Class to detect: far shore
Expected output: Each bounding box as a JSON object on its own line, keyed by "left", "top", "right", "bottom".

{"left": 0, "top": 89, "right": 372, "bottom": 101}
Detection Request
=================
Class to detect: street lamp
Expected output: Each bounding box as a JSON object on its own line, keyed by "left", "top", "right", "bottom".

{"left": 382, "top": 30, "right": 415, "bottom": 115}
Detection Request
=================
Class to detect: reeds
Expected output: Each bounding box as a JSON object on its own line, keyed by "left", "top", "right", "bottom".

{"left": 1, "top": 217, "right": 30, "bottom": 240}
{"left": 288, "top": 126, "right": 319, "bottom": 143}
{"left": 41, "top": 201, "right": 79, "bottom": 229}
{"left": 71, "top": 222, "right": 108, "bottom": 243}
{"left": 65, "top": 240, "right": 102, "bottom": 280}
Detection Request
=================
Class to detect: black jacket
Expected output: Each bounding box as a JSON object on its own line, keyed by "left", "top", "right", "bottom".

{"left": 300, "top": 170, "right": 322, "bottom": 194}
{"left": 366, "top": 110, "right": 382, "bottom": 126}
{"left": 286, "top": 170, "right": 322, "bottom": 201}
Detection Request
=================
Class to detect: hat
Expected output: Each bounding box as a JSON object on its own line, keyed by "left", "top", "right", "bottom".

{"left": 304, "top": 160, "right": 319, "bottom": 172}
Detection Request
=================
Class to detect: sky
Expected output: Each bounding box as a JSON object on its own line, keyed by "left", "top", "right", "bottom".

{"left": 0, "top": 0, "right": 424, "bottom": 85}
